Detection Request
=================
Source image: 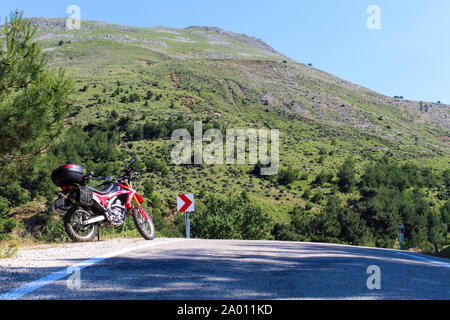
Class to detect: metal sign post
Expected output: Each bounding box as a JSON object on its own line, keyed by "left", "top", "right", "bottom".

{"left": 185, "top": 212, "right": 190, "bottom": 238}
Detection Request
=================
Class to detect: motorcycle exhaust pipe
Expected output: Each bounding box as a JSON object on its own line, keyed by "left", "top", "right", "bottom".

{"left": 83, "top": 215, "right": 106, "bottom": 225}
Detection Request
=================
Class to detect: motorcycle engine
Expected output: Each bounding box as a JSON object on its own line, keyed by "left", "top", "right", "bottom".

{"left": 107, "top": 198, "right": 127, "bottom": 226}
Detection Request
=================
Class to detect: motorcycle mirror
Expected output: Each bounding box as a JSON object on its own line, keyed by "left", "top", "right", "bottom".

{"left": 130, "top": 157, "right": 137, "bottom": 164}
{"left": 105, "top": 177, "right": 113, "bottom": 182}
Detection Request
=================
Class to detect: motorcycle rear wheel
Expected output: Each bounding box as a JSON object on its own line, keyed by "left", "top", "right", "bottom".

{"left": 64, "top": 207, "right": 98, "bottom": 242}
{"left": 132, "top": 206, "right": 155, "bottom": 240}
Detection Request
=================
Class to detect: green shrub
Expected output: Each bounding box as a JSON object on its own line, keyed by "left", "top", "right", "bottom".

{"left": 35, "top": 212, "right": 68, "bottom": 242}
{"left": 302, "top": 188, "right": 311, "bottom": 200}
{"left": 0, "top": 217, "right": 20, "bottom": 234}
{"left": 151, "top": 208, "right": 165, "bottom": 231}
{"left": 337, "top": 157, "right": 356, "bottom": 192}
{"left": 145, "top": 157, "right": 168, "bottom": 175}
{"left": 278, "top": 167, "right": 299, "bottom": 186}
{"left": 272, "top": 223, "right": 299, "bottom": 241}
{"left": 312, "top": 170, "right": 333, "bottom": 186}
{"left": 438, "top": 246, "right": 450, "bottom": 258}
{"left": 0, "top": 182, "right": 30, "bottom": 207}
{"left": 0, "top": 196, "right": 10, "bottom": 217}
{"left": 144, "top": 181, "right": 155, "bottom": 196}
{"left": 311, "top": 190, "right": 324, "bottom": 203}
{"left": 191, "top": 192, "right": 273, "bottom": 240}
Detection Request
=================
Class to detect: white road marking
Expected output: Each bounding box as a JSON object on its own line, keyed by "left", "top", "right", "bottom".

{"left": 394, "top": 251, "right": 450, "bottom": 268}
{"left": 0, "top": 239, "right": 184, "bottom": 300}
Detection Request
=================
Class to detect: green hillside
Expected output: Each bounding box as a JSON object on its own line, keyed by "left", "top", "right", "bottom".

{"left": 1, "top": 17, "right": 449, "bottom": 256}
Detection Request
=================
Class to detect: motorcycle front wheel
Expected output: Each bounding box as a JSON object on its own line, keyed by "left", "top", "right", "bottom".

{"left": 132, "top": 206, "right": 155, "bottom": 240}
{"left": 64, "top": 207, "right": 98, "bottom": 242}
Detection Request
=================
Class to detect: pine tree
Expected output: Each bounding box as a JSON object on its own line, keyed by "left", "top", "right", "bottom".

{"left": 337, "top": 157, "right": 356, "bottom": 193}
{"left": 0, "top": 12, "right": 73, "bottom": 182}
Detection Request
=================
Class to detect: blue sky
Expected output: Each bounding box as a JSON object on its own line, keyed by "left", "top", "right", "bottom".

{"left": 2, "top": 0, "right": 450, "bottom": 103}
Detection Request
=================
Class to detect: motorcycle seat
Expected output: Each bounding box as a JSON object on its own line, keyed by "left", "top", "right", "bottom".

{"left": 87, "top": 183, "right": 116, "bottom": 195}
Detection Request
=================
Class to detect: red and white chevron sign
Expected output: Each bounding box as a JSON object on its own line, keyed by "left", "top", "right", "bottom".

{"left": 177, "top": 194, "right": 195, "bottom": 213}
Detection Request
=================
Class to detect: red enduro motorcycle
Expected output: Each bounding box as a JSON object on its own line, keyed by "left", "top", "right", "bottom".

{"left": 51, "top": 158, "right": 155, "bottom": 242}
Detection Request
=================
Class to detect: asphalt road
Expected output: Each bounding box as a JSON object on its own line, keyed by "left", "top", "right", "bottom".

{"left": 1, "top": 238, "right": 449, "bottom": 300}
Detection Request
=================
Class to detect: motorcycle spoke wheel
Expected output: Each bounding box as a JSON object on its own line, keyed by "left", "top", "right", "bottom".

{"left": 132, "top": 206, "right": 155, "bottom": 240}
{"left": 64, "top": 208, "right": 98, "bottom": 242}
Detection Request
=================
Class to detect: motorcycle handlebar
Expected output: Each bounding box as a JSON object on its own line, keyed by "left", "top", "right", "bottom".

{"left": 121, "top": 166, "right": 139, "bottom": 181}
{"left": 81, "top": 174, "right": 92, "bottom": 186}
{"left": 80, "top": 160, "right": 139, "bottom": 186}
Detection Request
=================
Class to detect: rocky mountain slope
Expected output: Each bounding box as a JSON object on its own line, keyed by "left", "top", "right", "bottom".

{"left": 19, "top": 17, "right": 450, "bottom": 218}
